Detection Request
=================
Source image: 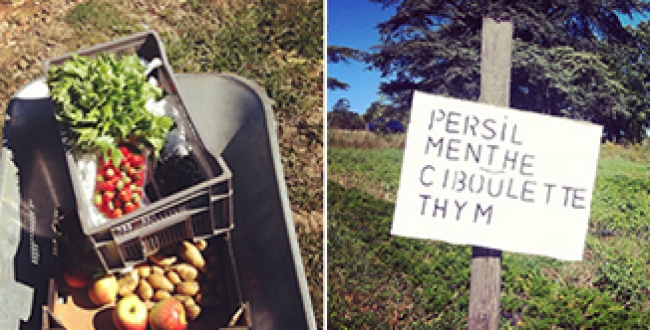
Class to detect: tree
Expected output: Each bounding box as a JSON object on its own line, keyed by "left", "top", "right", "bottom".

{"left": 328, "top": 98, "right": 365, "bottom": 129}
{"left": 332, "top": 97, "right": 352, "bottom": 112}
{"left": 327, "top": 45, "right": 364, "bottom": 90}
{"left": 596, "top": 21, "right": 650, "bottom": 142}
{"left": 366, "top": 0, "right": 650, "bottom": 141}
{"left": 363, "top": 100, "right": 388, "bottom": 123}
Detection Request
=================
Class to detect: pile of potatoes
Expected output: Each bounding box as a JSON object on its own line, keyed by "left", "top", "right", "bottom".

{"left": 116, "top": 239, "right": 222, "bottom": 320}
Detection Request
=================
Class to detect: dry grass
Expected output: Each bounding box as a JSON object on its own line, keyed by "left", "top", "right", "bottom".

{"left": 328, "top": 128, "right": 406, "bottom": 150}
{"left": 599, "top": 140, "right": 650, "bottom": 163}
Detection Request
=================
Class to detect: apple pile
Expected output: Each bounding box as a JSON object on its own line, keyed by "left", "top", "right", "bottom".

{"left": 114, "top": 295, "right": 187, "bottom": 330}
{"left": 84, "top": 239, "right": 222, "bottom": 329}
{"left": 93, "top": 145, "right": 147, "bottom": 219}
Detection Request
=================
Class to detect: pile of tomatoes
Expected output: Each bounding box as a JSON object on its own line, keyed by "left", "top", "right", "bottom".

{"left": 93, "top": 145, "right": 147, "bottom": 219}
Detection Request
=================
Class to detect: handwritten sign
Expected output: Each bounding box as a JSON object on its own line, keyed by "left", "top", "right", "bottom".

{"left": 391, "top": 91, "right": 602, "bottom": 260}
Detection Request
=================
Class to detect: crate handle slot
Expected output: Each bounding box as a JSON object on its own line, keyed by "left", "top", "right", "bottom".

{"left": 111, "top": 207, "right": 209, "bottom": 244}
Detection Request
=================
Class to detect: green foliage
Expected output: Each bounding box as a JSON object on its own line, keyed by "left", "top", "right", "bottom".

{"left": 597, "top": 21, "right": 650, "bottom": 142}
{"left": 327, "top": 111, "right": 365, "bottom": 130}
{"left": 327, "top": 77, "right": 350, "bottom": 91}
{"left": 328, "top": 98, "right": 365, "bottom": 129}
{"left": 589, "top": 237, "right": 650, "bottom": 304}
{"left": 327, "top": 45, "right": 364, "bottom": 90}
{"left": 513, "top": 44, "right": 625, "bottom": 119}
{"left": 47, "top": 53, "right": 173, "bottom": 163}
{"left": 331, "top": 98, "right": 351, "bottom": 112}
{"left": 366, "top": 0, "right": 650, "bottom": 142}
{"left": 327, "top": 46, "right": 363, "bottom": 64}
{"left": 363, "top": 100, "right": 394, "bottom": 123}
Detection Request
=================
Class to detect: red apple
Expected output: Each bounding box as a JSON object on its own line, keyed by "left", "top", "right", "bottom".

{"left": 149, "top": 298, "right": 187, "bottom": 330}
{"left": 88, "top": 274, "right": 118, "bottom": 306}
{"left": 113, "top": 295, "right": 148, "bottom": 330}
{"left": 62, "top": 268, "right": 91, "bottom": 289}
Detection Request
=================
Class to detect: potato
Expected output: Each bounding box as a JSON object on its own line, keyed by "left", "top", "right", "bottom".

{"left": 153, "top": 290, "right": 172, "bottom": 302}
{"left": 137, "top": 279, "right": 154, "bottom": 301}
{"left": 117, "top": 271, "right": 139, "bottom": 296}
{"left": 182, "top": 296, "right": 198, "bottom": 308}
{"left": 187, "top": 304, "right": 202, "bottom": 320}
{"left": 151, "top": 265, "right": 165, "bottom": 276}
{"left": 135, "top": 264, "right": 151, "bottom": 278}
{"left": 176, "top": 282, "right": 200, "bottom": 296}
{"left": 166, "top": 270, "right": 182, "bottom": 285}
{"left": 172, "top": 294, "right": 190, "bottom": 303}
{"left": 179, "top": 241, "right": 206, "bottom": 272}
{"left": 183, "top": 298, "right": 202, "bottom": 320}
{"left": 194, "top": 239, "right": 208, "bottom": 251}
{"left": 171, "top": 263, "right": 198, "bottom": 282}
{"left": 149, "top": 252, "right": 177, "bottom": 268}
{"left": 147, "top": 273, "right": 174, "bottom": 292}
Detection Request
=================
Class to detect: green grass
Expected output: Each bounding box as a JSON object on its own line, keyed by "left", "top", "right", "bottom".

{"left": 591, "top": 158, "right": 650, "bottom": 236}
{"left": 596, "top": 158, "right": 650, "bottom": 178}
{"left": 328, "top": 181, "right": 471, "bottom": 328}
{"left": 65, "top": 1, "right": 134, "bottom": 32}
{"left": 328, "top": 144, "right": 650, "bottom": 328}
{"left": 327, "top": 148, "right": 403, "bottom": 201}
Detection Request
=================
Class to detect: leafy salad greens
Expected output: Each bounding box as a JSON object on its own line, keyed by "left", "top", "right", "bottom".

{"left": 47, "top": 53, "right": 174, "bottom": 165}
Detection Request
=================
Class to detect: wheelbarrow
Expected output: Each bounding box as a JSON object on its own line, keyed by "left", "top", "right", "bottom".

{"left": 0, "top": 72, "right": 317, "bottom": 329}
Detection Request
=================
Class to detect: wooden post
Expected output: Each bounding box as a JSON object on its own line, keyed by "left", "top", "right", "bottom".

{"left": 468, "top": 17, "right": 513, "bottom": 330}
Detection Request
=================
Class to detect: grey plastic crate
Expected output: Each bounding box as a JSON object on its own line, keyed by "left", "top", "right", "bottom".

{"left": 2, "top": 76, "right": 251, "bottom": 329}
{"left": 43, "top": 31, "right": 235, "bottom": 273}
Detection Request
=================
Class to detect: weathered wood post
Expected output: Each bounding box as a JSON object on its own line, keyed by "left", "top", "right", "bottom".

{"left": 468, "top": 16, "right": 513, "bottom": 330}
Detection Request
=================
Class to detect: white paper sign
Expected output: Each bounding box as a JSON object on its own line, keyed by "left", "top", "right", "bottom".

{"left": 391, "top": 91, "right": 603, "bottom": 261}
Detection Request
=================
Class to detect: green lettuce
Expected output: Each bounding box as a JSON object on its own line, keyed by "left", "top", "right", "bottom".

{"left": 47, "top": 53, "right": 174, "bottom": 165}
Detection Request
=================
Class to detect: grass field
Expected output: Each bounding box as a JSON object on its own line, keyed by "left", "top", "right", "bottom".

{"left": 328, "top": 131, "right": 650, "bottom": 328}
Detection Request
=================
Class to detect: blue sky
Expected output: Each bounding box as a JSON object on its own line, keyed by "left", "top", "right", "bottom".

{"left": 327, "top": 0, "right": 395, "bottom": 114}
{"left": 327, "top": 1, "right": 648, "bottom": 115}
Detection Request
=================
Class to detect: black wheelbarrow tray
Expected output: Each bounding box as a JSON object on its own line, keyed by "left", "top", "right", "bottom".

{"left": 0, "top": 73, "right": 317, "bottom": 329}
